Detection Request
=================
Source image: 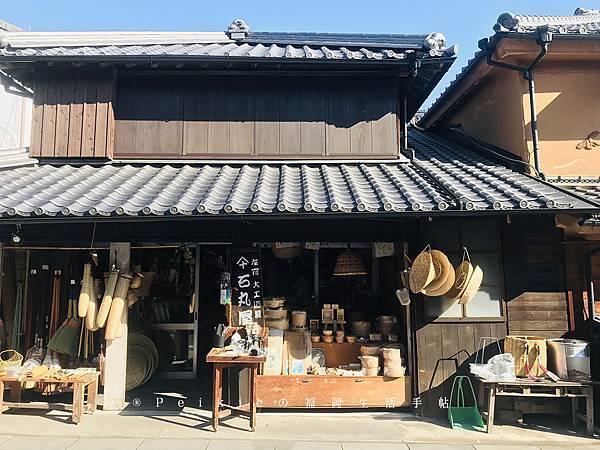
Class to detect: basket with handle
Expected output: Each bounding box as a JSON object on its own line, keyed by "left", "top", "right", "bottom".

{"left": 0, "top": 350, "right": 23, "bottom": 370}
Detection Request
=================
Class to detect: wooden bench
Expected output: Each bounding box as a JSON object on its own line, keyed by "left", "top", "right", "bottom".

{"left": 0, "top": 372, "right": 99, "bottom": 424}
{"left": 477, "top": 378, "right": 595, "bottom": 435}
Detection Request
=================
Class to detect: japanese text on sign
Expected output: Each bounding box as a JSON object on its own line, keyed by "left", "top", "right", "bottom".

{"left": 232, "top": 249, "right": 264, "bottom": 326}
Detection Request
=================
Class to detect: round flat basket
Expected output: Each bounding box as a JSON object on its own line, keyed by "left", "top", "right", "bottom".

{"left": 125, "top": 353, "right": 147, "bottom": 391}
{"left": 446, "top": 261, "right": 474, "bottom": 300}
{"left": 424, "top": 263, "right": 456, "bottom": 297}
{"left": 458, "top": 265, "right": 483, "bottom": 305}
{"left": 422, "top": 250, "right": 452, "bottom": 293}
{"left": 409, "top": 249, "right": 435, "bottom": 293}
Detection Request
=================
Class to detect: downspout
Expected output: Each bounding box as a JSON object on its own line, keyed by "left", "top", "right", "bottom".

{"left": 400, "top": 58, "right": 420, "bottom": 155}
{"left": 481, "top": 27, "right": 553, "bottom": 180}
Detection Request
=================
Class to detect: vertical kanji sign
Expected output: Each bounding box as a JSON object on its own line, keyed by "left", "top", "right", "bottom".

{"left": 232, "top": 247, "right": 264, "bottom": 326}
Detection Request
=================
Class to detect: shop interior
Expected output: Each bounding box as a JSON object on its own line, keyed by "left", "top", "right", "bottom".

{"left": 0, "top": 241, "right": 411, "bottom": 411}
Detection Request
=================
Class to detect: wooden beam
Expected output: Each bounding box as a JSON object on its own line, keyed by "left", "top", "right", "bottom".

{"left": 103, "top": 242, "right": 130, "bottom": 411}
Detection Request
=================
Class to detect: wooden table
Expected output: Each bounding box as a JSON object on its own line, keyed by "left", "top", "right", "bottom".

{"left": 0, "top": 373, "right": 99, "bottom": 424}
{"left": 477, "top": 378, "right": 595, "bottom": 434}
{"left": 206, "top": 348, "right": 266, "bottom": 432}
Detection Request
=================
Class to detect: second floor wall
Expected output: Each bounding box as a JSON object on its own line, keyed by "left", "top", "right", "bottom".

{"left": 434, "top": 39, "right": 600, "bottom": 178}
{"left": 28, "top": 69, "right": 401, "bottom": 160}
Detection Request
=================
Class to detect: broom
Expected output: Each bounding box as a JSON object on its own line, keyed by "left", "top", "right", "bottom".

{"left": 48, "top": 283, "right": 81, "bottom": 357}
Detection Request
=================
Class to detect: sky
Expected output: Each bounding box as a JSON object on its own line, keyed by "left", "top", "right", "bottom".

{"left": 1, "top": 1, "right": 597, "bottom": 109}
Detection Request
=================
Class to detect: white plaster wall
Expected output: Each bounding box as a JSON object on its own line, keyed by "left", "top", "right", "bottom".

{"left": 0, "top": 87, "right": 31, "bottom": 150}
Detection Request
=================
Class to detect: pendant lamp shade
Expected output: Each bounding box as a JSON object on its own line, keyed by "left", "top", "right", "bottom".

{"left": 333, "top": 249, "right": 368, "bottom": 276}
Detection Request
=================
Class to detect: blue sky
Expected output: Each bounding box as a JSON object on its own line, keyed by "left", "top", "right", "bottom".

{"left": 2, "top": 1, "right": 596, "bottom": 108}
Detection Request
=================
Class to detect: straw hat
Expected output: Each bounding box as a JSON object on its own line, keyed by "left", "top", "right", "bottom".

{"left": 423, "top": 263, "right": 456, "bottom": 297}
{"left": 446, "top": 261, "right": 474, "bottom": 300}
{"left": 458, "top": 265, "right": 483, "bottom": 304}
{"left": 409, "top": 248, "right": 435, "bottom": 293}
{"left": 422, "top": 250, "right": 452, "bottom": 294}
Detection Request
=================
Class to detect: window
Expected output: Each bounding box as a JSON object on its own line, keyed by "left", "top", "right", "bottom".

{"left": 425, "top": 221, "right": 503, "bottom": 319}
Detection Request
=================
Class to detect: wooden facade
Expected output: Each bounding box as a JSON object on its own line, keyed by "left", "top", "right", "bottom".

{"left": 502, "top": 216, "right": 570, "bottom": 338}
{"left": 30, "top": 69, "right": 116, "bottom": 159}
{"left": 414, "top": 215, "right": 572, "bottom": 416}
{"left": 113, "top": 75, "right": 399, "bottom": 159}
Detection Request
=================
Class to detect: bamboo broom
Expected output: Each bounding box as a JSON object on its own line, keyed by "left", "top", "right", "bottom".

{"left": 78, "top": 264, "right": 91, "bottom": 318}
{"left": 105, "top": 273, "right": 132, "bottom": 340}
{"left": 97, "top": 270, "right": 118, "bottom": 328}
{"left": 86, "top": 278, "right": 100, "bottom": 332}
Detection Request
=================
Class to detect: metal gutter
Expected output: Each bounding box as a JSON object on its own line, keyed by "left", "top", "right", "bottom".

{"left": 0, "top": 207, "right": 595, "bottom": 226}
{"left": 40, "top": 157, "right": 412, "bottom": 167}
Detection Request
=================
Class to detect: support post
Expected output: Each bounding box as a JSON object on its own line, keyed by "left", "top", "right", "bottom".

{"left": 103, "top": 242, "right": 130, "bottom": 411}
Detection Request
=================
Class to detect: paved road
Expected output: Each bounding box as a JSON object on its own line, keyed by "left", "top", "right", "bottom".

{"left": 0, "top": 436, "right": 598, "bottom": 450}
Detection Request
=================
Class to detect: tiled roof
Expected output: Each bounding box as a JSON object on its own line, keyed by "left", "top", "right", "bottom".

{"left": 547, "top": 177, "right": 600, "bottom": 205}
{"left": 0, "top": 23, "right": 455, "bottom": 61}
{"left": 0, "top": 147, "right": 35, "bottom": 170}
{"left": 0, "top": 131, "right": 592, "bottom": 219}
{"left": 495, "top": 8, "right": 600, "bottom": 34}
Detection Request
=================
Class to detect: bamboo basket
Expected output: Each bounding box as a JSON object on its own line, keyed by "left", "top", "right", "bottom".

{"left": 0, "top": 350, "right": 22, "bottom": 369}
{"left": 360, "top": 345, "right": 381, "bottom": 356}
{"left": 504, "top": 335, "right": 547, "bottom": 378}
{"left": 359, "top": 355, "right": 379, "bottom": 369}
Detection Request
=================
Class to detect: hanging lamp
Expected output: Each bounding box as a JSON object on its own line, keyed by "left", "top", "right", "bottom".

{"left": 333, "top": 248, "right": 368, "bottom": 276}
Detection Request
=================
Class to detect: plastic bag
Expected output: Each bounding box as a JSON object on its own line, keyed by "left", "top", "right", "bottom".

{"left": 470, "top": 353, "right": 516, "bottom": 381}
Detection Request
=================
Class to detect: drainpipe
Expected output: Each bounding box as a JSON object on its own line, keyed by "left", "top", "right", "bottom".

{"left": 400, "top": 59, "right": 420, "bottom": 155}
{"left": 481, "top": 26, "right": 553, "bottom": 179}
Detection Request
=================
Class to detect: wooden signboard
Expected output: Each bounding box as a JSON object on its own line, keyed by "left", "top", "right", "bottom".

{"left": 232, "top": 247, "right": 264, "bottom": 326}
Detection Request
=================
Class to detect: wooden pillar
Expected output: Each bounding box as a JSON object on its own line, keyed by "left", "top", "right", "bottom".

{"left": 103, "top": 242, "right": 130, "bottom": 411}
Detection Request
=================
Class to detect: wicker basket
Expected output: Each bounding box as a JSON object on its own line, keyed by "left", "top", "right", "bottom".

{"left": 504, "top": 335, "right": 547, "bottom": 378}
{"left": 0, "top": 350, "right": 23, "bottom": 369}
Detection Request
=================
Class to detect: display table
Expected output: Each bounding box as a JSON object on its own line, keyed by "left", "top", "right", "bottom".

{"left": 0, "top": 372, "right": 99, "bottom": 424}
{"left": 477, "top": 378, "right": 595, "bottom": 434}
{"left": 206, "top": 348, "right": 266, "bottom": 432}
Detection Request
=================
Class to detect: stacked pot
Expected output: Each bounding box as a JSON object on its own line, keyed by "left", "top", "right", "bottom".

{"left": 264, "top": 297, "right": 289, "bottom": 330}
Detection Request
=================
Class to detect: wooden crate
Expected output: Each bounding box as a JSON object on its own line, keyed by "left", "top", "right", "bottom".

{"left": 256, "top": 375, "right": 411, "bottom": 408}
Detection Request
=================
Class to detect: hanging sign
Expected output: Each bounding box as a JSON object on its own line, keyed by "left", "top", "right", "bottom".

{"left": 232, "top": 247, "right": 264, "bottom": 326}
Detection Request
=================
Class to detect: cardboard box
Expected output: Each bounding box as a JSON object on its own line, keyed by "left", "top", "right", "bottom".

{"left": 264, "top": 329, "right": 284, "bottom": 375}
{"left": 284, "top": 330, "right": 312, "bottom": 375}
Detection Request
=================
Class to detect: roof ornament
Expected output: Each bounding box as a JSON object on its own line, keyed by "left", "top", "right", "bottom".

{"left": 495, "top": 12, "right": 519, "bottom": 32}
{"left": 422, "top": 32, "right": 447, "bottom": 56}
{"left": 574, "top": 8, "right": 600, "bottom": 16}
{"left": 228, "top": 19, "right": 250, "bottom": 40}
{"left": 0, "top": 30, "right": 8, "bottom": 49}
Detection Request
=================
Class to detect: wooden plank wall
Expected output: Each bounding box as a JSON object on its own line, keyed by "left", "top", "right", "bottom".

{"left": 415, "top": 321, "right": 506, "bottom": 416}
{"left": 564, "top": 242, "right": 600, "bottom": 339}
{"left": 502, "top": 216, "right": 569, "bottom": 338}
{"left": 114, "top": 75, "right": 398, "bottom": 159}
{"left": 30, "top": 69, "right": 115, "bottom": 159}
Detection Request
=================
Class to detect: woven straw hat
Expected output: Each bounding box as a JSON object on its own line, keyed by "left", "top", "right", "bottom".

{"left": 423, "top": 263, "right": 456, "bottom": 297}
{"left": 446, "top": 261, "right": 474, "bottom": 300}
{"left": 458, "top": 265, "right": 483, "bottom": 304}
{"left": 409, "top": 248, "right": 435, "bottom": 293}
{"left": 422, "top": 250, "right": 452, "bottom": 294}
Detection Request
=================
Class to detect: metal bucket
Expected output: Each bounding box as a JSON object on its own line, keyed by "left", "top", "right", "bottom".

{"left": 547, "top": 338, "right": 591, "bottom": 381}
